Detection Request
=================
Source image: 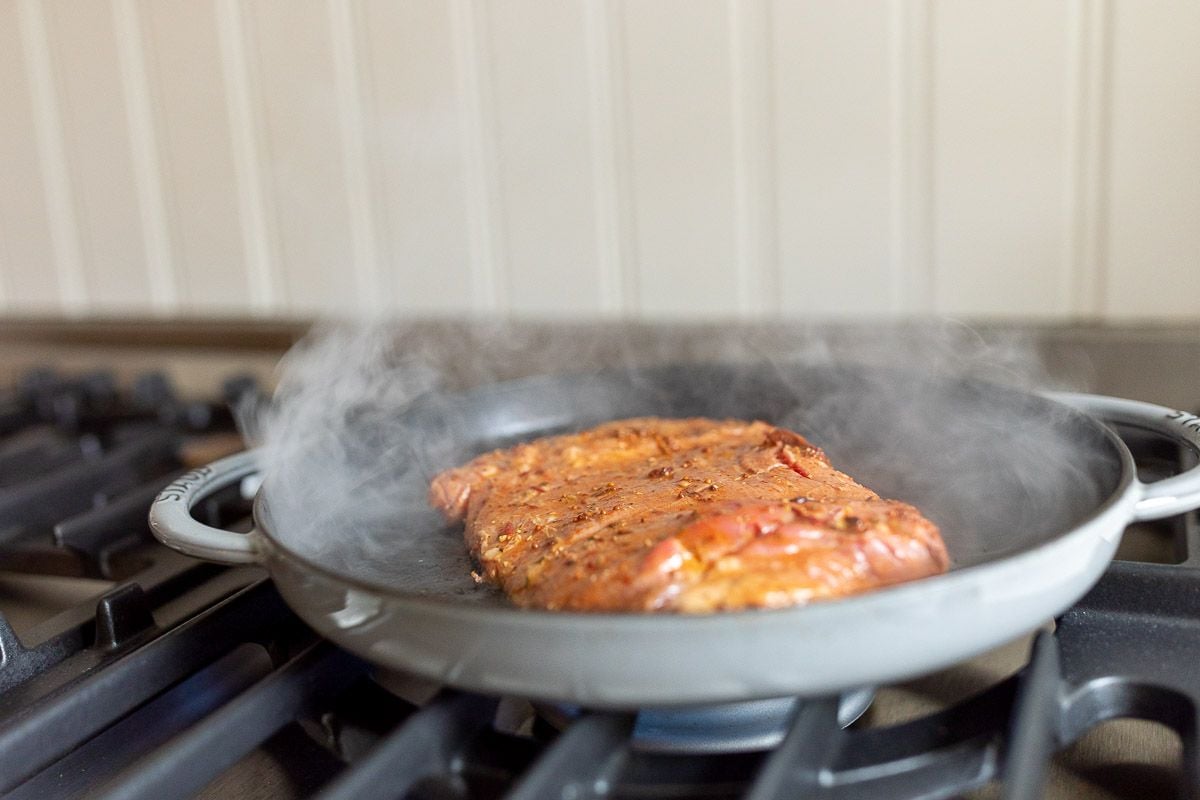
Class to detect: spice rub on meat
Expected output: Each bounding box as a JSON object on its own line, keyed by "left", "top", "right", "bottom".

{"left": 429, "top": 418, "right": 949, "bottom": 613}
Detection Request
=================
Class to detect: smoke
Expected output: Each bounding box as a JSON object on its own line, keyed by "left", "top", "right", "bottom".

{"left": 238, "top": 319, "right": 1117, "bottom": 593}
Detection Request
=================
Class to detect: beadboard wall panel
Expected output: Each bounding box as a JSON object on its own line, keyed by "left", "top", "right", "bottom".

{"left": 140, "top": 0, "right": 251, "bottom": 313}
{"left": 43, "top": 0, "right": 152, "bottom": 311}
{"left": 773, "top": 0, "right": 897, "bottom": 317}
{"left": 240, "top": 0, "right": 358, "bottom": 313}
{"left": 931, "top": 0, "right": 1074, "bottom": 318}
{"left": 359, "top": 0, "right": 477, "bottom": 314}
{"left": 0, "top": 1, "right": 1196, "bottom": 321}
{"left": 483, "top": 0, "right": 606, "bottom": 316}
{"left": 621, "top": 0, "right": 741, "bottom": 317}
{"left": 1102, "top": 0, "right": 1200, "bottom": 320}
{"left": 0, "top": 1, "right": 61, "bottom": 311}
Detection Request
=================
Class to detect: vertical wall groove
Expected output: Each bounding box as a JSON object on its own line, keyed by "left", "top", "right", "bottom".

{"left": 583, "top": 0, "right": 624, "bottom": 315}
{"left": 215, "top": 0, "right": 279, "bottom": 312}
{"left": 16, "top": 0, "right": 87, "bottom": 314}
{"left": 112, "top": 0, "right": 178, "bottom": 314}
{"left": 0, "top": 223, "right": 9, "bottom": 310}
{"left": 328, "top": 0, "right": 383, "bottom": 313}
{"left": 451, "top": 0, "right": 504, "bottom": 313}
{"left": 728, "top": 0, "right": 776, "bottom": 313}
{"left": 0, "top": 237, "right": 8, "bottom": 311}
{"left": 1064, "top": 0, "right": 1111, "bottom": 318}
{"left": 609, "top": 0, "right": 640, "bottom": 314}
{"left": 888, "top": 0, "right": 934, "bottom": 315}
{"left": 0, "top": 195, "right": 9, "bottom": 309}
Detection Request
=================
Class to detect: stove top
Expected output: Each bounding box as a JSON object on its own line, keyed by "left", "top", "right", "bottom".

{"left": 0, "top": 361, "right": 1197, "bottom": 800}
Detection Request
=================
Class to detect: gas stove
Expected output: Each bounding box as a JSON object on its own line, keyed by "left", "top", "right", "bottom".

{"left": 0, "top": 328, "right": 1198, "bottom": 800}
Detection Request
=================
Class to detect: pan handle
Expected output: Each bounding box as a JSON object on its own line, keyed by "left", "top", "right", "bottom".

{"left": 148, "top": 449, "right": 262, "bottom": 563}
{"left": 1051, "top": 392, "right": 1200, "bottom": 521}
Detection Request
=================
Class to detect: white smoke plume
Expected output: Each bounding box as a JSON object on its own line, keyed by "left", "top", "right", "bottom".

{"left": 238, "top": 319, "right": 1115, "bottom": 593}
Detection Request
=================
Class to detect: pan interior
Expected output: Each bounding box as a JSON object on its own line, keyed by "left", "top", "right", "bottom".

{"left": 258, "top": 362, "right": 1124, "bottom": 604}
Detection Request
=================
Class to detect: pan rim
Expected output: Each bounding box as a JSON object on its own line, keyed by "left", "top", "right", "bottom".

{"left": 249, "top": 368, "right": 1138, "bottom": 622}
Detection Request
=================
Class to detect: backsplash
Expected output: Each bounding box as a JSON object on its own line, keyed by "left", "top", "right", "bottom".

{"left": 0, "top": 0, "right": 1196, "bottom": 320}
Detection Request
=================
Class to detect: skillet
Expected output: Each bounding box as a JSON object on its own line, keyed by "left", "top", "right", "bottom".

{"left": 149, "top": 363, "right": 1200, "bottom": 708}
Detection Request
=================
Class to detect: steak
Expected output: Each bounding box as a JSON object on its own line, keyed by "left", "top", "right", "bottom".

{"left": 429, "top": 417, "right": 949, "bottom": 612}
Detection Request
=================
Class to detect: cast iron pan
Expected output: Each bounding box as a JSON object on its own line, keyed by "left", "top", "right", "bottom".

{"left": 150, "top": 364, "right": 1200, "bottom": 707}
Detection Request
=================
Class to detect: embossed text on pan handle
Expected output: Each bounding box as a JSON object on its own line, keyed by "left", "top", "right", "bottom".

{"left": 148, "top": 449, "right": 262, "bottom": 564}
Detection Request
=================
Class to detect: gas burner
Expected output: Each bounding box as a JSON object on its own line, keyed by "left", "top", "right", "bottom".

{"left": 534, "top": 691, "right": 875, "bottom": 754}
{"left": 373, "top": 665, "right": 876, "bottom": 755}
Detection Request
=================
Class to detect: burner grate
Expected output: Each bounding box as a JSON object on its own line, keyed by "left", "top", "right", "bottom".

{"left": 0, "top": 370, "right": 1199, "bottom": 799}
{"left": 10, "top": 582, "right": 1190, "bottom": 800}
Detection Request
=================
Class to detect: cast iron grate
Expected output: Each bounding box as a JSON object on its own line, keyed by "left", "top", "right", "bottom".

{"left": 0, "top": 372, "right": 1198, "bottom": 800}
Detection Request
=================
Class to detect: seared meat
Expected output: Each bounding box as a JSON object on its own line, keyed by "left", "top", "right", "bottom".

{"left": 430, "top": 418, "right": 948, "bottom": 612}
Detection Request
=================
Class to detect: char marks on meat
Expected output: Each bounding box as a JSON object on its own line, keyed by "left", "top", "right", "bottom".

{"left": 429, "top": 418, "right": 949, "bottom": 612}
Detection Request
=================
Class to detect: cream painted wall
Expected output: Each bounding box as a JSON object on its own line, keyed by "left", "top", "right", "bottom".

{"left": 0, "top": 0, "right": 1197, "bottom": 320}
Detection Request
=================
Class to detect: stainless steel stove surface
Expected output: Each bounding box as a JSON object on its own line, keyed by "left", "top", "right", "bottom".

{"left": 0, "top": 322, "right": 1198, "bottom": 800}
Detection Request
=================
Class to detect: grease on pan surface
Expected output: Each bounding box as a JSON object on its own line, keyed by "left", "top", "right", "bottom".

{"left": 430, "top": 418, "right": 949, "bottom": 613}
